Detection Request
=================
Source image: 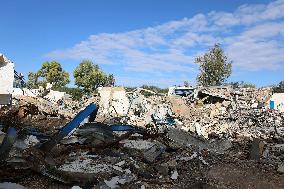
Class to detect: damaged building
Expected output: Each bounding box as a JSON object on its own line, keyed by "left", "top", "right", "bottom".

{"left": 0, "top": 54, "right": 14, "bottom": 105}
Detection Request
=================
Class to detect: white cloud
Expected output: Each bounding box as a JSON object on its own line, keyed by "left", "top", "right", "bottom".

{"left": 227, "top": 40, "right": 284, "bottom": 70}
{"left": 210, "top": 0, "right": 284, "bottom": 26}
{"left": 46, "top": 0, "right": 284, "bottom": 86}
{"left": 239, "top": 22, "right": 284, "bottom": 40}
{"left": 173, "top": 32, "right": 220, "bottom": 47}
{"left": 225, "top": 22, "right": 284, "bottom": 70}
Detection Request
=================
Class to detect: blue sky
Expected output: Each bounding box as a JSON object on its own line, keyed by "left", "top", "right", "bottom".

{"left": 1, "top": 0, "right": 284, "bottom": 87}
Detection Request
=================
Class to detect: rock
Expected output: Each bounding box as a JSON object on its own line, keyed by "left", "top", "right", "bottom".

{"left": 0, "top": 182, "right": 27, "bottom": 189}
{"left": 71, "top": 186, "right": 82, "bottom": 189}
{"left": 170, "top": 170, "right": 178, "bottom": 180}
{"left": 121, "top": 140, "right": 155, "bottom": 150}
{"left": 166, "top": 127, "right": 203, "bottom": 148}
{"left": 0, "top": 131, "right": 5, "bottom": 144}
{"left": 24, "top": 135, "right": 40, "bottom": 146}
{"left": 166, "top": 159, "right": 177, "bottom": 168}
{"left": 250, "top": 138, "right": 265, "bottom": 160}
{"left": 155, "top": 160, "right": 177, "bottom": 176}
{"left": 277, "top": 164, "right": 284, "bottom": 173}
{"left": 143, "top": 143, "right": 166, "bottom": 162}
{"left": 98, "top": 87, "right": 130, "bottom": 117}
{"left": 104, "top": 174, "right": 135, "bottom": 189}
{"left": 155, "top": 164, "right": 169, "bottom": 176}
{"left": 76, "top": 123, "right": 115, "bottom": 146}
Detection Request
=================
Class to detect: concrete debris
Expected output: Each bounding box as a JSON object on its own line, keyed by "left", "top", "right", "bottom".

{"left": 24, "top": 135, "right": 40, "bottom": 146}
{"left": 249, "top": 138, "right": 265, "bottom": 160}
{"left": 170, "top": 170, "right": 179, "bottom": 180}
{"left": 143, "top": 143, "right": 166, "bottom": 162}
{"left": 103, "top": 174, "right": 135, "bottom": 189}
{"left": 0, "top": 182, "right": 27, "bottom": 189}
{"left": 98, "top": 87, "right": 130, "bottom": 117}
{"left": 277, "top": 164, "right": 284, "bottom": 174}
{"left": 0, "top": 86, "right": 284, "bottom": 188}
{"left": 121, "top": 139, "right": 155, "bottom": 150}
{"left": 71, "top": 186, "right": 82, "bottom": 189}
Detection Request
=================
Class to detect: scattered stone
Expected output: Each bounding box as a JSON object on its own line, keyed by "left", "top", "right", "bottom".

{"left": 0, "top": 182, "right": 27, "bottom": 189}
{"left": 250, "top": 138, "right": 265, "bottom": 160}
{"left": 170, "top": 170, "right": 178, "bottom": 180}
{"left": 155, "top": 164, "right": 169, "bottom": 176}
{"left": 143, "top": 143, "right": 166, "bottom": 162}
{"left": 277, "top": 164, "right": 284, "bottom": 174}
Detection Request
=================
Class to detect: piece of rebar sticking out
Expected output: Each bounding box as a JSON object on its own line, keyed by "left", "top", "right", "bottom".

{"left": 0, "top": 127, "right": 17, "bottom": 162}
{"left": 39, "top": 103, "right": 98, "bottom": 152}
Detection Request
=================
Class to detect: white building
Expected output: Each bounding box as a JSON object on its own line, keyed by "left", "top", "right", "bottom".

{"left": 0, "top": 54, "right": 14, "bottom": 94}
{"left": 0, "top": 54, "right": 14, "bottom": 105}
{"left": 268, "top": 93, "right": 284, "bottom": 112}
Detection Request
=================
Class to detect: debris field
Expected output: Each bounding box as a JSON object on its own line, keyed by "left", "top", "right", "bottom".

{"left": 0, "top": 86, "right": 284, "bottom": 189}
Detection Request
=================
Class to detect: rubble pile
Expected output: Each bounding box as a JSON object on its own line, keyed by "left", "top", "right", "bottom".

{"left": 0, "top": 95, "right": 73, "bottom": 134}
{"left": 96, "top": 87, "right": 173, "bottom": 128}
{"left": 168, "top": 87, "right": 284, "bottom": 141}
{"left": 0, "top": 86, "right": 284, "bottom": 188}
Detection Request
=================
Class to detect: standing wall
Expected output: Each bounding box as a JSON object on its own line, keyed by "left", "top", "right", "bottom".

{"left": 0, "top": 54, "right": 14, "bottom": 94}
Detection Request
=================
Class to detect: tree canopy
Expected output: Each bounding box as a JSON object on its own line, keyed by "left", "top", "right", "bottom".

{"left": 273, "top": 81, "right": 284, "bottom": 93}
{"left": 195, "top": 44, "right": 232, "bottom": 86}
{"left": 26, "top": 61, "right": 70, "bottom": 89}
{"left": 73, "top": 60, "right": 115, "bottom": 93}
{"left": 229, "top": 81, "right": 256, "bottom": 89}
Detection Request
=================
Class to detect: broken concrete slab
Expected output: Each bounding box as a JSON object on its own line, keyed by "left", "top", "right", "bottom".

{"left": 250, "top": 138, "right": 265, "bottom": 160}
{"left": 143, "top": 143, "right": 166, "bottom": 162}
{"left": 167, "top": 127, "right": 232, "bottom": 154}
{"left": 121, "top": 139, "right": 155, "bottom": 150}
{"left": 98, "top": 87, "right": 130, "bottom": 117}
{"left": 0, "top": 182, "right": 27, "bottom": 189}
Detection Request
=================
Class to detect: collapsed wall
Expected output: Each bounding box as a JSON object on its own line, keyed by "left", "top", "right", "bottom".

{"left": 0, "top": 54, "right": 14, "bottom": 94}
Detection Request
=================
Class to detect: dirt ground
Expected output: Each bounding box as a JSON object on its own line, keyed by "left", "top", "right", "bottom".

{"left": 206, "top": 162, "right": 284, "bottom": 189}
{"left": 1, "top": 159, "right": 283, "bottom": 189}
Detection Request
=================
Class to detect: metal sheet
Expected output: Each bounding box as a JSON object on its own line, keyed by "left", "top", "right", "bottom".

{"left": 39, "top": 103, "right": 98, "bottom": 152}
{"left": 0, "top": 127, "right": 17, "bottom": 161}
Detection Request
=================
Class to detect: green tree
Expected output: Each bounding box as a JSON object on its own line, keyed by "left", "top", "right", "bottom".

{"left": 106, "top": 74, "right": 115, "bottom": 87}
{"left": 273, "top": 81, "right": 284, "bottom": 93}
{"left": 74, "top": 60, "right": 114, "bottom": 93}
{"left": 37, "top": 61, "right": 70, "bottom": 89}
{"left": 57, "top": 86, "right": 84, "bottom": 101}
{"left": 184, "top": 81, "right": 190, "bottom": 87}
{"left": 140, "top": 85, "right": 168, "bottom": 94}
{"left": 229, "top": 81, "right": 256, "bottom": 89}
{"left": 26, "top": 61, "right": 70, "bottom": 89}
{"left": 196, "top": 44, "right": 232, "bottom": 86}
{"left": 26, "top": 72, "right": 39, "bottom": 89}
